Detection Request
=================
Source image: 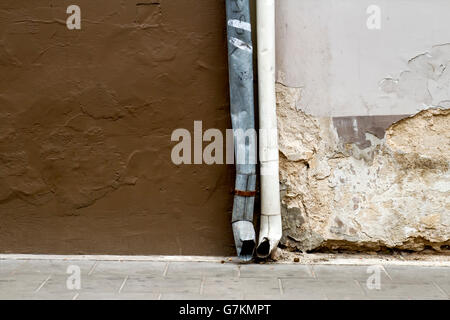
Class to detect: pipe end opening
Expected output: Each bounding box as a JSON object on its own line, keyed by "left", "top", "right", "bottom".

{"left": 256, "top": 238, "right": 271, "bottom": 258}
{"left": 239, "top": 240, "right": 255, "bottom": 261}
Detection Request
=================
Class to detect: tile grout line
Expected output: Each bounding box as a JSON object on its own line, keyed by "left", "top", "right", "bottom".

{"left": 34, "top": 274, "right": 52, "bottom": 293}
{"left": 163, "top": 262, "right": 169, "bottom": 277}
{"left": 88, "top": 262, "right": 98, "bottom": 276}
{"left": 118, "top": 276, "right": 129, "bottom": 294}
{"left": 199, "top": 276, "right": 205, "bottom": 295}
{"left": 432, "top": 281, "right": 449, "bottom": 299}
{"left": 381, "top": 265, "right": 393, "bottom": 281}
{"left": 308, "top": 265, "right": 316, "bottom": 279}
{"left": 278, "top": 278, "right": 284, "bottom": 295}
{"left": 354, "top": 279, "right": 368, "bottom": 297}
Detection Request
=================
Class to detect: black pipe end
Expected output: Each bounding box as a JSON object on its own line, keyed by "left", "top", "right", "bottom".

{"left": 256, "top": 238, "right": 270, "bottom": 258}
{"left": 239, "top": 240, "right": 256, "bottom": 262}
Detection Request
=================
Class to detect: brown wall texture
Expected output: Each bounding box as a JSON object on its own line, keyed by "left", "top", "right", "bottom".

{"left": 0, "top": 0, "right": 236, "bottom": 255}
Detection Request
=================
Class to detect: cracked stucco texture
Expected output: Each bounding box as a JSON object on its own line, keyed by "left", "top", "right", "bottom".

{"left": 277, "top": 84, "right": 450, "bottom": 252}
{"left": 0, "top": 0, "right": 235, "bottom": 255}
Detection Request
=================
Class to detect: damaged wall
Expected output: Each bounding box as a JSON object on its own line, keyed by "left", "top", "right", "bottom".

{"left": 276, "top": 0, "right": 450, "bottom": 252}
{"left": 276, "top": 0, "right": 450, "bottom": 117}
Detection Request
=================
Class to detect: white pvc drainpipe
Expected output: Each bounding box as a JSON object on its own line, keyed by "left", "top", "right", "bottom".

{"left": 256, "top": 0, "right": 282, "bottom": 258}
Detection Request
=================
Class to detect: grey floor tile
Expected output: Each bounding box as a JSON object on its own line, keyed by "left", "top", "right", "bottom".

{"left": 0, "top": 292, "right": 75, "bottom": 300}
{"left": 92, "top": 261, "right": 167, "bottom": 277}
{"left": 434, "top": 281, "right": 450, "bottom": 298}
{"left": 239, "top": 264, "right": 312, "bottom": 279}
{"left": 28, "top": 292, "right": 78, "bottom": 300}
{"left": 312, "top": 264, "right": 390, "bottom": 282}
{"left": 243, "top": 294, "right": 279, "bottom": 300}
{"left": 5, "top": 260, "right": 95, "bottom": 276}
{"left": 0, "top": 274, "right": 51, "bottom": 295}
{"left": 202, "top": 278, "right": 241, "bottom": 296}
{"left": 121, "top": 276, "right": 202, "bottom": 294}
{"left": 0, "top": 260, "right": 29, "bottom": 276}
{"left": 359, "top": 281, "right": 447, "bottom": 299}
{"left": 202, "top": 277, "right": 280, "bottom": 296}
{"left": 167, "top": 262, "right": 239, "bottom": 278}
{"left": 162, "top": 293, "right": 242, "bottom": 300}
{"left": 320, "top": 279, "right": 367, "bottom": 300}
{"left": 385, "top": 266, "right": 450, "bottom": 283}
{"left": 244, "top": 294, "right": 316, "bottom": 300}
{"left": 280, "top": 278, "right": 326, "bottom": 299}
{"left": 281, "top": 278, "right": 366, "bottom": 300}
{"left": 77, "top": 292, "right": 160, "bottom": 300}
{"left": 38, "top": 274, "right": 124, "bottom": 295}
{"left": 0, "top": 293, "right": 36, "bottom": 300}
{"left": 1, "top": 259, "right": 448, "bottom": 300}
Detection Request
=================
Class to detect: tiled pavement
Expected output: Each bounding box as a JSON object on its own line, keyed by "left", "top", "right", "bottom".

{"left": 0, "top": 258, "right": 449, "bottom": 300}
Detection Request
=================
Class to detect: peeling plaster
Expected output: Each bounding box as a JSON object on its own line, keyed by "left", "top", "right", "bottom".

{"left": 276, "top": 0, "right": 450, "bottom": 117}
{"left": 380, "top": 44, "right": 450, "bottom": 113}
{"left": 277, "top": 83, "right": 450, "bottom": 252}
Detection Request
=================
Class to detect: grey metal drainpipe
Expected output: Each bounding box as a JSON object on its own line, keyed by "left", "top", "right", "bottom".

{"left": 225, "top": 0, "right": 257, "bottom": 261}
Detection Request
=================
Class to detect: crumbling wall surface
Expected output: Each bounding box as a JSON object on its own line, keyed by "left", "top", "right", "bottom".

{"left": 277, "top": 84, "right": 450, "bottom": 252}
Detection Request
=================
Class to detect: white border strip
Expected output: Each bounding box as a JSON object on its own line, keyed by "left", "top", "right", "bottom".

{"left": 0, "top": 254, "right": 230, "bottom": 263}
{"left": 0, "top": 254, "right": 449, "bottom": 266}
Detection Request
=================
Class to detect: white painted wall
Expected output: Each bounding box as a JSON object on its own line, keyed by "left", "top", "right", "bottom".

{"left": 276, "top": 0, "right": 450, "bottom": 117}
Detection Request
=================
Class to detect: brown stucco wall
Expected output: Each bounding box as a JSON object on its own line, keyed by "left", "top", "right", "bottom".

{"left": 0, "top": 0, "right": 236, "bottom": 255}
